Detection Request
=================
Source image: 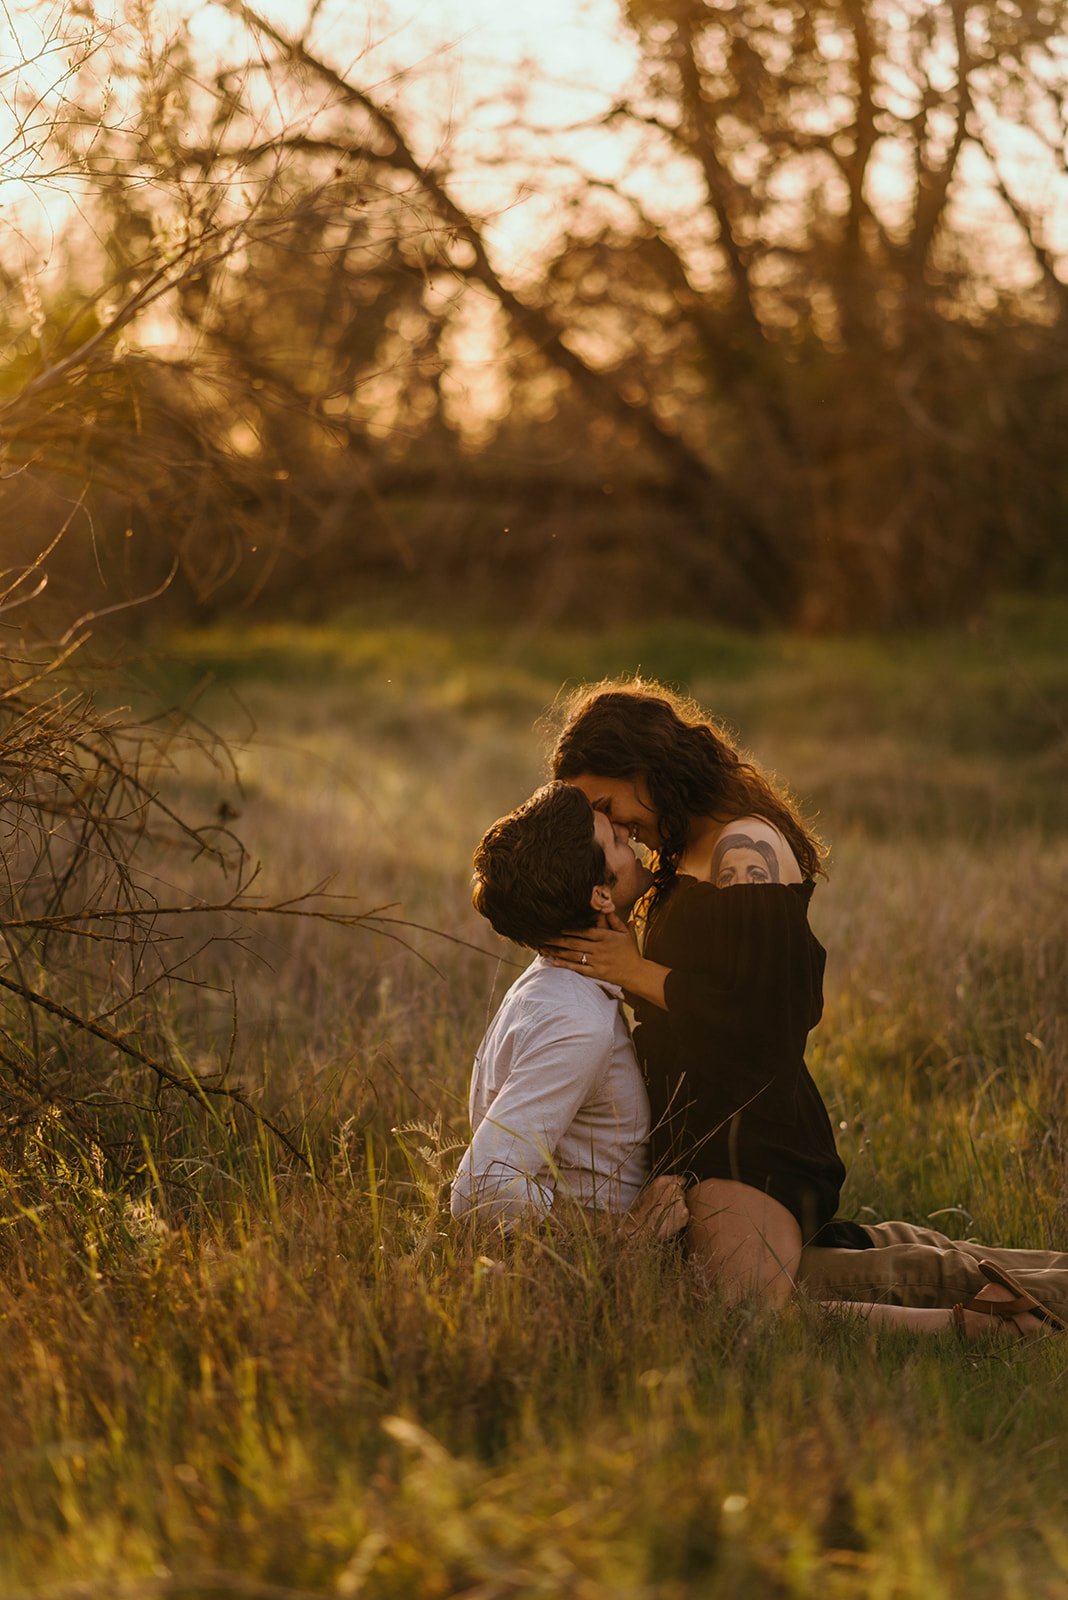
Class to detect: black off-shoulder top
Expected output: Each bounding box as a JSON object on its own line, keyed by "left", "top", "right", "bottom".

{"left": 632, "top": 876, "right": 870, "bottom": 1249}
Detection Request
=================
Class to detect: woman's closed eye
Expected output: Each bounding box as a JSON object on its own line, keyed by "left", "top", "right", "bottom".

{"left": 591, "top": 800, "right": 628, "bottom": 844}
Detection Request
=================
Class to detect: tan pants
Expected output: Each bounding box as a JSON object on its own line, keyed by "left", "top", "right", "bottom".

{"left": 797, "top": 1220, "right": 1068, "bottom": 1321}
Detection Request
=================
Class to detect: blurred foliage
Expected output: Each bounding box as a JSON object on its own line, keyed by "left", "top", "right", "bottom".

{"left": 2, "top": 0, "right": 1067, "bottom": 628}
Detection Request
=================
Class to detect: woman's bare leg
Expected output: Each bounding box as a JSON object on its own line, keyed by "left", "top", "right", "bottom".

{"left": 684, "top": 1180, "right": 1046, "bottom": 1337}
{"left": 822, "top": 1284, "right": 1046, "bottom": 1340}
{"left": 684, "top": 1180, "right": 1049, "bottom": 1338}
{"left": 685, "top": 1179, "right": 802, "bottom": 1308}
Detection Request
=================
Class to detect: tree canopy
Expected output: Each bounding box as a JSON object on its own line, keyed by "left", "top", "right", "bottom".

{"left": 3, "top": 0, "right": 1066, "bottom": 626}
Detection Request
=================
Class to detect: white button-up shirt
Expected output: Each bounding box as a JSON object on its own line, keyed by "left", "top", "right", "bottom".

{"left": 451, "top": 956, "right": 651, "bottom": 1227}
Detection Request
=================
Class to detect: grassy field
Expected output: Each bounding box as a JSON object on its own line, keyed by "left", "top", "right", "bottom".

{"left": 1, "top": 595, "right": 1066, "bottom": 1598}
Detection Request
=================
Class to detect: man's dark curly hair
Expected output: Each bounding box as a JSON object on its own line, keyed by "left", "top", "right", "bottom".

{"left": 551, "top": 679, "right": 825, "bottom": 906}
{"left": 472, "top": 782, "right": 612, "bottom": 949}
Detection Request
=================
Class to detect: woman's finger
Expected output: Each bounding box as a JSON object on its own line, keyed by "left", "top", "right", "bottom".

{"left": 549, "top": 954, "right": 603, "bottom": 974}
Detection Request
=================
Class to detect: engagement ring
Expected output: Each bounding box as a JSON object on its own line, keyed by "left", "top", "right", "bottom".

{"left": 581, "top": 954, "right": 588, "bottom": 965}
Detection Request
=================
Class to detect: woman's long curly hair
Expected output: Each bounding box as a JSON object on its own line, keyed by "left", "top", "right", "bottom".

{"left": 551, "top": 679, "right": 827, "bottom": 905}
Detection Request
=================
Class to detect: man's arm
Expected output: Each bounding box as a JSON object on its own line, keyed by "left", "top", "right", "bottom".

{"left": 450, "top": 1004, "right": 612, "bottom": 1228}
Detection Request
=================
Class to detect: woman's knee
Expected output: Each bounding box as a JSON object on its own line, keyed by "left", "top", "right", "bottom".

{"left": 684, "top": 1179, "right": 802, "bottom": 1306}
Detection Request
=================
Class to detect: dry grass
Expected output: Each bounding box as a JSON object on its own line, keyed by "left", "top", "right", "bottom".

{"left": 0, "top": 595, "right": 1065, "bottom": 1597}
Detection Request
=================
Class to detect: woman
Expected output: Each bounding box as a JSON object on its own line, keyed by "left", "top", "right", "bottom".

{"left": 545, "top": 679, "right": 1058, "bottom": 1340}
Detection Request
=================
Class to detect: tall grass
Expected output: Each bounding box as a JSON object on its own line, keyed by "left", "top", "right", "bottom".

{"left": 1, "top": 597, "right": 1065, "bottom": 1597}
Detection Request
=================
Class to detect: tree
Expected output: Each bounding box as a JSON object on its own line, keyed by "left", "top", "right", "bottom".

{"left": 1, "top": 1, "right": 458, "bottom": 615}
{"left": 224, "top": 0, "right": 1068, "bottom": 624}
{"left": 4, "top": 0, "right": 1064, "bottom": 626}
{"left": 0, "top": 4, "right": 440, "bottom": 1189}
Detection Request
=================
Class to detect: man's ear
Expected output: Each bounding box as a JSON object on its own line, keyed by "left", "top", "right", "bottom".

{"left": 590, "top": 884, "right": 614, "bottom": 914}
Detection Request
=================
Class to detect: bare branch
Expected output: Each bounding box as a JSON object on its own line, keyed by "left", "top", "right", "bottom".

{"left": 670, "top": 10, "right": 764, "bottom": 341}
{"left": 973, "top": 121, "right": 1068, "bottom": 314}
{"left": 0, "top": 969, "right": 315, "bottom": 1176}
{"left": 906, "top": 3, "right": 973, "bottom": 275}
{"left": 226, "top": 2, "right": 792, "bottom": 615}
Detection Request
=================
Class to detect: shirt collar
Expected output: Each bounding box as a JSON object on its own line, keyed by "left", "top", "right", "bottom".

{"left": 530, "top": 952, "right": 624, "bottom": 1002}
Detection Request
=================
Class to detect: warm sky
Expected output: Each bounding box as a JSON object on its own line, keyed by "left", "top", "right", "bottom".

{"left": 2, "top": 0, "right": 1065, "bottom": 288}
{"left": 3, "top": 0, "right": 649, "bottom": 278}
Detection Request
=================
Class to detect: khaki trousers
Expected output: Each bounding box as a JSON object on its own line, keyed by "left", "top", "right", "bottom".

{"left": 797, "top": 1220, "right": 1068, "bottom": 1321}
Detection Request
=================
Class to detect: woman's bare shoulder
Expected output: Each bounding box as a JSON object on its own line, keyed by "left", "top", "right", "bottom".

{"left": 710, "top": 816, "right": 803, "bottom": 887}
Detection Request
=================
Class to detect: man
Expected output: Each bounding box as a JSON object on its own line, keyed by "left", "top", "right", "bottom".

{"left": 454, "top": 785, "right": 1068, "bottom": 1325}
{"left": 451, "top": 781, "right": 668, "bottom": 1228}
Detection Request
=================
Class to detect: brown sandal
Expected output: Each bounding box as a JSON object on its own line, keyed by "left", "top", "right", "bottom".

{"left": 978, "top": 1260, "right": 1066, "bottom": 1333}
{"left": 952, "top": 1294, "right": 1031, "bottom": 1342}
{"left": 952, "top": 1262, "right": 1066, "bottom": 1341}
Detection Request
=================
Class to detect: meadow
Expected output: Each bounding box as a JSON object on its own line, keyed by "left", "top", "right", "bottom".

{"left": 1, "top": 594, "right": 1066, "bottom": 1598}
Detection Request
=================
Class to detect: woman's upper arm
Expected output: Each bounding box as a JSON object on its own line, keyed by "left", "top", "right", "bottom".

{"left": 710, "top": 816, "right": 803, "bottom": 888}
{"left": 655, "top": 871, "right": 809, "bottom": 1020}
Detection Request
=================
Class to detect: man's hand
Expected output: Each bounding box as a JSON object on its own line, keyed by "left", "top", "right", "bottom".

{"left": 619, "top": 1175, "right": 689, "bottom": 1243}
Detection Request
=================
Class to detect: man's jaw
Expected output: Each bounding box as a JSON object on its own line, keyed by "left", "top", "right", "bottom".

{"left": 616, "top": 867, "right": 654, "bottom": 919}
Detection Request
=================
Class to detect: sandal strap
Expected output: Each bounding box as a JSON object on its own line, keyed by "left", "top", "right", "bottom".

{"left": 979, "top": 1259, "right": 1067, "bottom": 1332}
{"left": 956, "top": 1293, "right": 1038, "bottom": 1321}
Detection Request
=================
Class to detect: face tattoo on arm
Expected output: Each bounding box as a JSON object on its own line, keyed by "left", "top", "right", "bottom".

{"left": 712, "top": 833, "right": 781, "bottom": 888}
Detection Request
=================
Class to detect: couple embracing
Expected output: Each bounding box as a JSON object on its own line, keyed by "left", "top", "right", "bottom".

{"left": 452, "top": 681, "right": 1067, "bottom": 1343}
